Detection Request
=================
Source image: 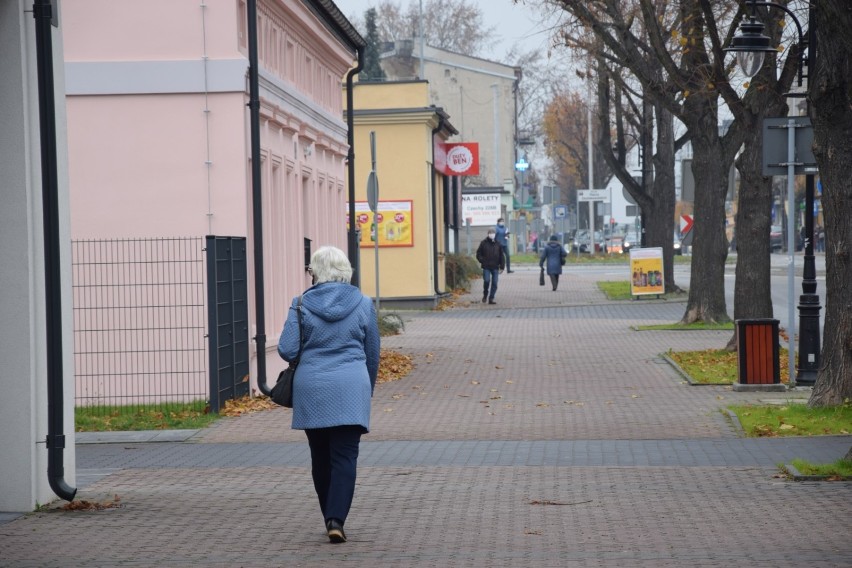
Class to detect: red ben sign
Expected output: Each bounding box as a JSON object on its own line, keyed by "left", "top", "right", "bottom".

{"left": 434, "top": 142, "right": 480, "bottom": 176}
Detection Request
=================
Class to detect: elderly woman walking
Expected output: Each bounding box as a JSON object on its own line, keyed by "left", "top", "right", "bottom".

{"left": 278, "top": 245, "right": 380, "bottom": 543}
{"left": 539, "top": 234, "right": 568, "bottom": 291}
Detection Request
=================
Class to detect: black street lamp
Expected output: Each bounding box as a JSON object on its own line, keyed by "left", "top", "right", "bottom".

{"left": 726, "top": 1, "right": 820, "bottom": 386}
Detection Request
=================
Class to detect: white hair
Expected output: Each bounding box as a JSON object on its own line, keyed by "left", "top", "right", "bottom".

{"left": 310, "top": 245, "right": 353, "bottom": 284}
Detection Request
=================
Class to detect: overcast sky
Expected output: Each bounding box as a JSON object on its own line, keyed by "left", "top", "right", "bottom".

{"left": 332, "top": 0, "right": 556, "bottom": 62}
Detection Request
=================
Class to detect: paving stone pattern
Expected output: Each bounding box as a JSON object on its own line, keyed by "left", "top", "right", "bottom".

{"left": 1, "top": 267, "right": 849, "bottom": 567}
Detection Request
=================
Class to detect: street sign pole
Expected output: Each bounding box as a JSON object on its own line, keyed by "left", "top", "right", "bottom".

{"left": 785, "top": 120, "right": 797, "bottom": 385}
{"left": 368, "top": 131, "right": 380, "bottom": 313}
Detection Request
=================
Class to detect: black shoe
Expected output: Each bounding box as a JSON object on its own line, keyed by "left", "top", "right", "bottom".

{"left": 326, "top": 519, "right": 346, "bottom": 543}
{"left": 482, "top": 294, "right": 487, "bottom": 303}
{"left": 507, "top": 270, "right": 515, "bottom": 273}
{"left": 488, "top": 299, "right": 496, "bottom": 304}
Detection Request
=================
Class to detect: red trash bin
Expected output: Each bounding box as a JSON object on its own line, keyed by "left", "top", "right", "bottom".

{"left": 736, "top": 319, "right": 780, "bottom": 384}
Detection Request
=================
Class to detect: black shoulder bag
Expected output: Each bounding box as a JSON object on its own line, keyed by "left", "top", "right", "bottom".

{"left": 271, "top": 296, "right": 303, "bottom": 408}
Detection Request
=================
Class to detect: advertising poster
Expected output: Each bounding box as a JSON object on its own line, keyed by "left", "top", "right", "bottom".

{"left": 435, "top": 141, "right": 480, "bottom": 176}
{"left": 348, "top": 201, "right": 414, "bottom": 247}
{"left": 629, "top": 247, "right": 664, "bottom": 296}
{"left": 461, "top": 193, "right": 501, "bottom": 226}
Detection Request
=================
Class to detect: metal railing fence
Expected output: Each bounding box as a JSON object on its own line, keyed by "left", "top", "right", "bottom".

{"left": 71, "top": 237, "right": 207, "bottom": 415}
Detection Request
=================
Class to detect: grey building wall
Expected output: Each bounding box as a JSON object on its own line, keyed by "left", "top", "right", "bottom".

{"left": 0, "top": 0, "right": 76, "bottom": 512}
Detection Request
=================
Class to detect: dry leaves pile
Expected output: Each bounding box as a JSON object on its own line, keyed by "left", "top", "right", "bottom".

{"left": 222, "top": 349, "right": 415, "bottom": 416}
{"left": 61, "top": 495, "right": 122, "bottom": 511}
{"left": 221, "top": 394, "right": 276, "bottom": 416}
{"left": 377, "top": 349, "right": 414, "bottom": 384}
{"left": 434, "top": 288, "right": 466, "bottom": 311}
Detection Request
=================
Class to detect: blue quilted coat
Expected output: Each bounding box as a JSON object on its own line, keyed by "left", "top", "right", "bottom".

{"left": 539, "top": 240, "right": 567, "bottom": 275}
{"left": 277, "top": 282, "right": 380, "bottom": 432}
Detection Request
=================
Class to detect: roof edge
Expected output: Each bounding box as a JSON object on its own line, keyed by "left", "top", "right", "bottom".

{"left": 302, "top": 0, "right": 366, "bottom": 52}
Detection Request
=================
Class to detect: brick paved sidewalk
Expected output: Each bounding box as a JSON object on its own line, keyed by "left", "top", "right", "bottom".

{"left": 199, "top": 267, "right": 801, "bottom": 444}
{"left": 1, "top": 268, "right": 849, "bottom": 567}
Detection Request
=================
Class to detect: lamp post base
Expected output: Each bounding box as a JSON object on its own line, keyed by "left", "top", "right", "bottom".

{"left": 795, "top": 291, "right": 821, "bottom": 386}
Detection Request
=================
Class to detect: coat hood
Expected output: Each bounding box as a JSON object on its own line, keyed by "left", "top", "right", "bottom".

{"left": 301, "top": 282, "right": 365, "bottom": 322}
{"left": 546, "top": 241, "right": 562, "bottom": 250}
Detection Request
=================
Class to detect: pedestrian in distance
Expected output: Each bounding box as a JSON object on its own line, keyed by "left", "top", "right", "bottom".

{"left": 476, "top": 228, "right": 505, "bottom": 304}
{"left": 495, "top": 217, "right": 514, "bottom": 273}
{"left": 539, "top": 234, "right": 568, "bottom": 291}
{"left": 277, "top": 245, "right": 380, "bottom": 544}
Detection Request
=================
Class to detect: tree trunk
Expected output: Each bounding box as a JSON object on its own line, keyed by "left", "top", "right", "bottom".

{"left": 726, "top": 124, "right": 776, "bottom": 350}
{"left": 649, "top": 103, "right": 679, "bottom": 294}
{"left": 808, "top": 0, "right": 852, "bottom": 406}
{"left": 681, "top": 123, "right": 731, "bottom": 324}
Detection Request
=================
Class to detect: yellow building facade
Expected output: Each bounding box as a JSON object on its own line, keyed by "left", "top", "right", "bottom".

{"left": 347, "top": 81, "right": 459, "bottom": 308}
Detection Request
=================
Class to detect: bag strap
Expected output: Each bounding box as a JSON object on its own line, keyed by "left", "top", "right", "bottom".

{"left": 292, "top": 295, "right": 304, "bottom": 364}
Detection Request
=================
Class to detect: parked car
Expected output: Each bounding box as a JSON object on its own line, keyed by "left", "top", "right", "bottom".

{"left": 572, "top": 230, "right": 604, "bottom": 253}
{"left": 770, "top": 225, "right": 784, "bottom": 252}
{"left": 622, "top": 231, "right": 640, "bottom": 254}
{"left": 673, "top": 232, "right": 683, "bottom": 255}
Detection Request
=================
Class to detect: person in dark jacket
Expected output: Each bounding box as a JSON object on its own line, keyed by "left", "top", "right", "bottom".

{"left": 539, "top": 234, "right": 568, "bottom": 291}
{"left": 475, "top": 228, "right": 505, "bottom": 304}
{"left": 495, "top": 218, "right": 513, "bottom": 272}
{"left": 278, "top": 245, "right": 380, "bottom": 544}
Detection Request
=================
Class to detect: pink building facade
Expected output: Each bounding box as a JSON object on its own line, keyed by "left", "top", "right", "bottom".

{"left": 63, "top": 0, "right": 363, "bottom": 403}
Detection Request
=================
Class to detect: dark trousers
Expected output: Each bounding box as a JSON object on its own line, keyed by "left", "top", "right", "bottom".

{"left": 500, "top": 244, "right": 511, "bottom": 271}
{"left": 549, "top": 274, "right": 560, "bottom": 291}
{"left": 305, "top": 425, "right": 362, "bottom": 525}
{"left": 482, "top": 268, "right": 499, "bottom": 300}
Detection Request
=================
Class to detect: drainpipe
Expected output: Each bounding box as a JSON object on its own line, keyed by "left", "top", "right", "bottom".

{"left": 33, "top": 0, "right": 76, "bottom": 502}
{"left": 246, "top": 0, "right": 270, "bottom": 396}
{"left": 431, "top": 114, "right": 446, "bottom": 296}
{"left": 346, "top": 49, "right": 364, "bottom": 287}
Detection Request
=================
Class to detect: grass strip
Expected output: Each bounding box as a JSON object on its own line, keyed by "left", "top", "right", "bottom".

{"left": 728, "top": 401, "right": 852, "bottom": 437}
{"left": 76, "top": 400, "right": 218, "bottom": 432}
{"left": 789, "top": 458, "right": 852, "bottom": 478}
{"left": 597, "top": 280, "right": 632, "bottom": 300}
{"left": 638, "top": 321, "right": 734, "bottom": 331}
{"left": 668, "top": 347, "right": 792, "bottom": 385}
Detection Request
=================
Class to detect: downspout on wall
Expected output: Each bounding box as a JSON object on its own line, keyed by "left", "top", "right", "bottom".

{"left": 431, "top": 114, "right": 447, "bottom": 296}
{"left": 346, "top": 50, "right": 364, "bottom": 287}
{"left": 246, "top": 0, "right": 270, "bottom": 395}
{"left": 33, "top": 0, "right": 76, "bottom": 502}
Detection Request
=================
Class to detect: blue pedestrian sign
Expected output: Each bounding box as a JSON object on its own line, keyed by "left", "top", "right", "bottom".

{"left": 554, "top": 204, "right": 567, "bottom": 219}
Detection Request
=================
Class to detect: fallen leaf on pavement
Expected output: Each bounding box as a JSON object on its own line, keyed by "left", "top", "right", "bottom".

{"left": 61, "top": 496, "right": 122, "bottom": 511}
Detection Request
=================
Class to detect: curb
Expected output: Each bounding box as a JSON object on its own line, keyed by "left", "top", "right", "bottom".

{"left": 784, "top": 463, "right": 852, "bottom": 482}
{"left": 75, "top": 429, "right": 200, "bottom": 445}
{"left": 722, "top": 408, "right": 746, "bottom": 437}
{"left": 732, "top": 382, "right": 788, "bottom": 392}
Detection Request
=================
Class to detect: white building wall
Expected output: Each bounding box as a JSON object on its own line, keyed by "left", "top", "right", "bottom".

{"left": 0, "top": 0, "right": 76, "bottom": 512}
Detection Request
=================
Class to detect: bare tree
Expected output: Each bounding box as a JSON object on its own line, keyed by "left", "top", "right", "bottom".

{"left": 370, "top": 0, "right": 498, "bottom": 56}
{"left": 808, "top": 0, "right": 852, "bottom": 405}
{"left": 549, "top": 0, "right": 801, "bottom": 326}
{"left": 596, "top": 59, "right": 684, "bottom": 293}
{"left": 542, "top": 86, "right": 611, "bottom": 202}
